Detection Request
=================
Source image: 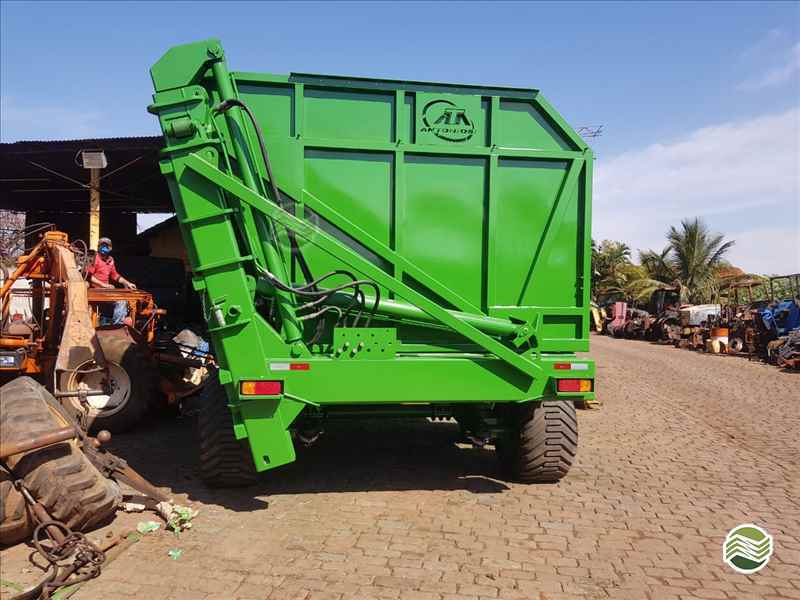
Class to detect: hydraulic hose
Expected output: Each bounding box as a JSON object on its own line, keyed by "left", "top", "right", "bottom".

{"left": 214, "top": 98, "right": 316, "bottom": 286}
{"left": 215, "top": 98, "right": 381, "bottom": 327}
{"left": 257, "top": 264, "right": 380, "bottom": 325}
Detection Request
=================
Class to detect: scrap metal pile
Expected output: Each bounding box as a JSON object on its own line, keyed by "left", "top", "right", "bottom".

{"left": 0, "top": 377, "right": 188, "bottom": 600}
{"left": 0, "top": 227, "right": 207, "bottom": 598}
{"left": 595, "top": 274, "right": 800, "bottom": 370}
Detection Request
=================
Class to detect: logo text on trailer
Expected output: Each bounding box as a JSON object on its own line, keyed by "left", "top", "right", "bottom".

{"left": 420, "top": 99, "right": 475, "bottom": 142}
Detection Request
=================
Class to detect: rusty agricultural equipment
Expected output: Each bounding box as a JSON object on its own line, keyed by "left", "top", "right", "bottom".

{"left": 644, "top": 286, "right": 681, "bottom": 342}
{"left": 708, "top": 278, "right": 771, "bottom": 355}
{"left": 0, "top": 228, "right": 210, "bottom": 432}
{"left": 775, "top": 329, "right": 800, "bottom": 369}
{"left": 1, "top": 375, "right": 176, "bottom": 598}
{"left": 605, "top": 301, "right": 628, "bottom": 337}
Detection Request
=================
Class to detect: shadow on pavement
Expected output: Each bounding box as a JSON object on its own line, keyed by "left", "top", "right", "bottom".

{"left": 106, "top": 415, "right": 510, "bottom": 511}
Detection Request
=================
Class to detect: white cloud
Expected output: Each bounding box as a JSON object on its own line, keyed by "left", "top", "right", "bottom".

{"left": 594, "top": 107, "right": 800, "bottom": 274}
{"left": 737, "top": 42, "right": 800, "bottom": 91}
{"left": 0, "top": 95, "right": 108, "bottom": 141}
{"left": 740, "top": 28, "right": 786, "bottom": 61}
{"left": 137, "top": 213, "right": 173, "bottom": 233}
{"left": 725, "top": 227, "right": 799, "bottom": 275}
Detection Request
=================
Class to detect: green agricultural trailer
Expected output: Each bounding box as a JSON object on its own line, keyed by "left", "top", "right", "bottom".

{"left": 149, "top": 39, "right": 594, "bottom": 487}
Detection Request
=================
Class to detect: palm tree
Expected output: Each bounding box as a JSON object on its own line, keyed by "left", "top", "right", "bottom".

{"left": 639, "top": 246, "right": 675, "bottom": 283}
{"left": 665, "top": 218, "right": 735, "bottom": 303}
{"left": 591, "top": 240, "right": 633, "bottom": 300}
{"left": 625, "top": 246, "right": 679, "bottom": 303}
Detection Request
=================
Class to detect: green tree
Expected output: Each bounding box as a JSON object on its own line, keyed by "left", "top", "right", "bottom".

{"left": 666, "top": 218, "right": 735, "bottom": 303}
{"left": 591, "top": 240, "right": 633, "bottom": 300}
{"left": 639, "top": 246, "right": 675, "bottom": 283}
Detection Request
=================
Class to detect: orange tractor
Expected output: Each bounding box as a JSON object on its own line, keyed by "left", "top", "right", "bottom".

{"left": 0, "top": 229, "right": 206, "bottom": 432}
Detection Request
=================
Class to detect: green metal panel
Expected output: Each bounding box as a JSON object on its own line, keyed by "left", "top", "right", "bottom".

{"left": 495, "top": 100, "right": 577, "bottom": 151}
{"left": 301, "top": 149, "right": 393, "bottom": 283}
{"left": 238, "top": 84, "right": 295, "bottom": 138}
{"left": 492, "top": 158, "right": 572, "bottom": 306}
{"left": 304, "top": 89, "right": 394, "bottom": 143}
{"left": 403, "top": 155, "right": 487, "bottom": 309}
{"left": 148, "top": 39, "right": 595, "bottom": 473}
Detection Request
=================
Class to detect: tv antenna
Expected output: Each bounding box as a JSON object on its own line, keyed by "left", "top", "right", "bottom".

{"left": 576, "top": 125, "right": 604, "bottom": 139}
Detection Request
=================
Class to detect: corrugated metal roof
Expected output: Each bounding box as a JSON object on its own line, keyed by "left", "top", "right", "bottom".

{"left": 1, "top": 136, "right": 164, "bottom": 153}
{"left": 0, "top": 136, "right": 169, "bottom": 213}
{"left": 3, "top": 136, "right": 162, "bottom": 144}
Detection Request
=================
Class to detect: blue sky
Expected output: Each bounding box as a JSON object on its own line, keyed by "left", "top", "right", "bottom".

{"left": 2, "top": 1, "right": 798, "bottom": 273}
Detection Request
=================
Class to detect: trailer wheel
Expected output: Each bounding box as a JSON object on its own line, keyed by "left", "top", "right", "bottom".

{"left": 60, "top": 333, "right": 152, "bottom": 433}
{"left": 0, "top": 377, "right": 120, "bottom": 545}
{"left": 196, "top": 374, "right": 257, "bottom": 488}
{"left": 496, "top": 399, "right": 577, "bottom": 483}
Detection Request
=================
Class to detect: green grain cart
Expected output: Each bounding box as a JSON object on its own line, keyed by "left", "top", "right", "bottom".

{"left": 149, "top": 39, "right": 594, "bottom": 487}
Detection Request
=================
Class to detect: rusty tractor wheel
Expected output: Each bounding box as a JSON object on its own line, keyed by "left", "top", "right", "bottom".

{"left": 196, "top": 373, "right": 257, "bottom": 488}
{"left": 0, "top": 377, "right": 120, "bottom": 546}
{"left": 60, "top": 332, "right": 153, "bottom": 433}
{"left": 496, "top": 399, "right": 578, "bottom": 483}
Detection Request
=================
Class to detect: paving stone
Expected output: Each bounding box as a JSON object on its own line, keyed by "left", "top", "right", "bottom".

{"left": 0, "top": 336, "right": 795, "bottom": 600}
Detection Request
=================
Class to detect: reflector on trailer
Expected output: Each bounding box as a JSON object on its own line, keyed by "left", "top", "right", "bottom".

{"left": 554, "top": 362, "right": 590, "bottom": 371}
{"left": 240, "top": 380, "right": 283, "bottom": 395}
{"left": 271, "top": 362, "right": 311, "bottom": 371}
{"left": 557, "top": 379, "right": 592, "bottom": 393}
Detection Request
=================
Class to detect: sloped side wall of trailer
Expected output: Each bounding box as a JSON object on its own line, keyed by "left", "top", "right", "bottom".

{"left": 232, "top": 74, "right": 590, "bottom": 351}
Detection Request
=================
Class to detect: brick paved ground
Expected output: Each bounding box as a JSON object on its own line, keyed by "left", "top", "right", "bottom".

{"left": 2, "top": 335, "right": 798, "bottom": 599}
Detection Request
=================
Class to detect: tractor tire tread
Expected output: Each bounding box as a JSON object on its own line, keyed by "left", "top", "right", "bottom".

{"left": 196, "top": 375, "right": 257, "bottom": 488}
{"left": 0, "top": 377, "right": 120, "bottom": 544}
{"left": 498, "top": 400, "right": 578, "bottom": 484}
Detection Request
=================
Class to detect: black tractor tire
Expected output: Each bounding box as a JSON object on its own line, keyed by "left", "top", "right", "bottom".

{"left": 196, "top": 374, "right": 257, "bottom": 488}
{"left": 0, "top": 377, "right": 120, "bottom": 545}
{"left": 496, "top": 399, "right": 578, "bottom": 483}
{"left": 60, "top": 332, "right": 153, "bottom": 433}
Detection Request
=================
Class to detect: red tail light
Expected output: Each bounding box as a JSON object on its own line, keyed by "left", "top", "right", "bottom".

{"left": 557, "top": 379, "right": 592, "bottom": 393}
{"left": 240, "top": 380, "right": 283, "bottom": 396}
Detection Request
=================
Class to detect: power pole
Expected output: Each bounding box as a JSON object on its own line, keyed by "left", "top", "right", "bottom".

{"left": 79, "top": 150, "right": 107, "bottom": 249}
{"left": 89, "top": 166, "right": 101, "bottom": 251}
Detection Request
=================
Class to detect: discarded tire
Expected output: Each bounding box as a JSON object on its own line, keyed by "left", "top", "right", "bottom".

{"left": 0, "top": 377, "right": 120, "bottom": 546}
{"left": 496, "top": 399, "right": 578, "bottom": 483}
{"left": 60, "top": 332, "right": 153, "bottom": 433}
{"left": 0, "top": 476, "right": 31, "bottom": 546}
{"left": 196, "top": 374, "right": 257, "bottom": 488}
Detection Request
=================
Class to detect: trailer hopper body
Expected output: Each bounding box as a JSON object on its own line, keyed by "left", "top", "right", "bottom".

{"left": 149, "top": 39, "right": 594, "bottom": 483}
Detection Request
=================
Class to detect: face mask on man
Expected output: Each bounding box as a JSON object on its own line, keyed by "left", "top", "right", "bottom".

{"left": 99, "top": 244, "right": 112, "bottom": 256}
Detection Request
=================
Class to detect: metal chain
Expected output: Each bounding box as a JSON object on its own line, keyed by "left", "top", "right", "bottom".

{"left": 0, "top": 462, "right": 106, "bottom": 600}
{"left": 32, "top": 520, "right": 106, "bottom": 600}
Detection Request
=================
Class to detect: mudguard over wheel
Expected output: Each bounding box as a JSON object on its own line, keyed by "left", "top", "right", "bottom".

{"left": 60, "top": 332, "right": 153, "bottom": 433}
{"left": 0, "top": 377, "right": 120, "bottom": 546}
{"left": 496, "top": 399, "right": 578, "bottom": 483}
{"left": 196, "top": 374, "right": 257, "bottom": 488}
